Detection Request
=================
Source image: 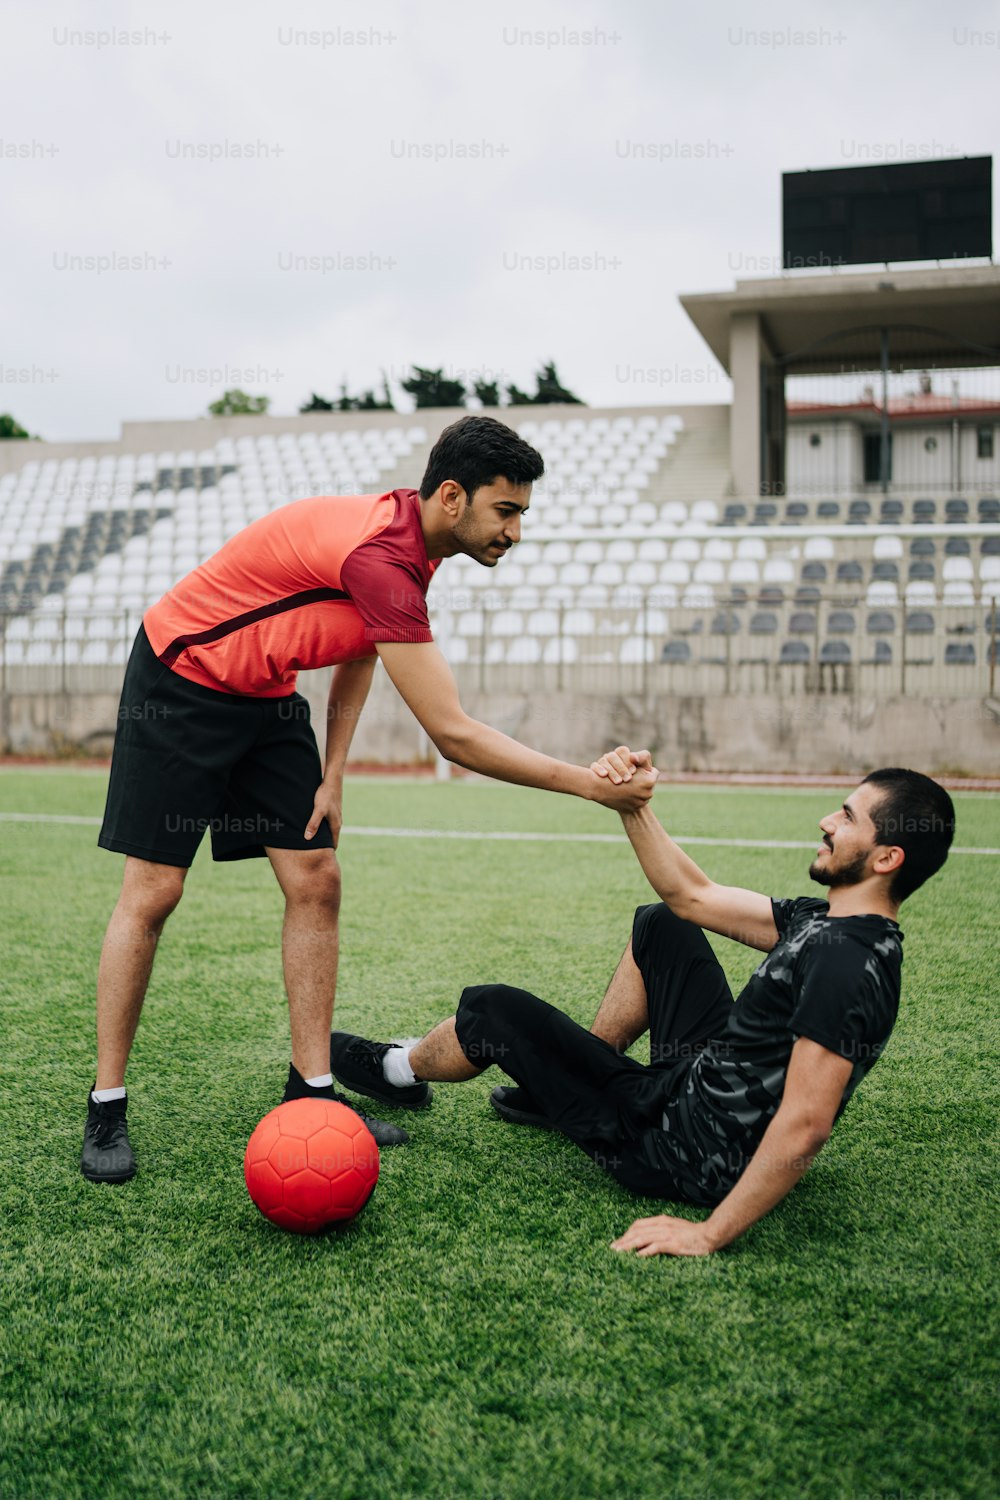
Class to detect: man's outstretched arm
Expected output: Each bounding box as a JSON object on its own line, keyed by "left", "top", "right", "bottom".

{"left": 593, "top": 746, "right": 777, "bottom": 950}
{"left": 376, "top": 642, "right": 655, "bottom": 812}
{"left": 611, "top": 1038, "right": 853, "bottom": 1257}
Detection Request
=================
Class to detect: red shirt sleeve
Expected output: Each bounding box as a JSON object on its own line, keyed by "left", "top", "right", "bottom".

{"left": 338, "top": 490, "right": 437, "bottom": 643}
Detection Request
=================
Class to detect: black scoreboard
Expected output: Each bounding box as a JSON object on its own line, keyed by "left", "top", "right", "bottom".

{"left": 782, "top": 157, "right": 992, "bottom": 269}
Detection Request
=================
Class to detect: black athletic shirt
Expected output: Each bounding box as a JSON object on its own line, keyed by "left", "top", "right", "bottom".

{"left": 657, "top": 897, "right": 904, "bottom": 1206}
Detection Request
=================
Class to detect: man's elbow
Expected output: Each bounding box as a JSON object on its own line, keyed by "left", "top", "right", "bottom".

{"left": 672, "top": 879, "right": 718, "bottom": 927}
{"left": 430, "top": 717, "right": 476, "bottom": 766}
{"left": 783, "top": 1112, "right": 833, "bottom": 1160}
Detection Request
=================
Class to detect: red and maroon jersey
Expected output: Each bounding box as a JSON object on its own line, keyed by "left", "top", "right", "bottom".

{"left": 143, "top": 488, "right": 440, "bottom": 697}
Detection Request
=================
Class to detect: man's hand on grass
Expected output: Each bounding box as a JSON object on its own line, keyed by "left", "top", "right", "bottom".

{"left": 611, "top": 1213, "right": 717, "bottom": 1258}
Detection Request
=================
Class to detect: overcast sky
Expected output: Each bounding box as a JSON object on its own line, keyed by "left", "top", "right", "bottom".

{"left": 4, "top": 0, "right": 998, "bottom": 442}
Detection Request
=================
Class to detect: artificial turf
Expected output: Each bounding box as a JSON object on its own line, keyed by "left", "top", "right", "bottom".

{"left": 0, "top": 770, "right": 997, "bottom": 1499}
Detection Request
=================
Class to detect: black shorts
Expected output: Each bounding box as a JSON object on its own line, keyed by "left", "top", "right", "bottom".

{"left": 98, "top": 626, "right": 334, "bottom": 868}
{"left": 454, "top": 903, "right": 734, "bottom": 1202}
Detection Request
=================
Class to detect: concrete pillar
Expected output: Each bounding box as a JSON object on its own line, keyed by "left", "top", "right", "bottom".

{"left": 729, "top": 312, "right": 762, "bottom": 499}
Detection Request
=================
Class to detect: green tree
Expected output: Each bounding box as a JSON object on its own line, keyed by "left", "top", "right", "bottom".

{"left": 299, "top": 392, "right": 335, "bottom": 413}
{"left": 400, "top": 366, "right": 467, "bottom": 409}
{"left": 473, "top": 379, "right": 500, "bottom": 407}
{"left": 331, "top": 374, "right": 395, "bottom": 411}
{"left": 532, "top": 361, "right": 584, "bottom": 405}
{"left": 207, "top": 389, "right": 271, "bottom": 416}
{"left": 504, "top": 383, "right": 535, "bottom": 406}
{"left": 0, "top": 413, "right": 32, "bottom": 439}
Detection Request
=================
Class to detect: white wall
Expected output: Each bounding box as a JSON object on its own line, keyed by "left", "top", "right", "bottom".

{"left": 788, "top": 418, "right": 1000, "bottom": 494}
{"left": 786, "top": 421, "right": 862, "bottom": 494}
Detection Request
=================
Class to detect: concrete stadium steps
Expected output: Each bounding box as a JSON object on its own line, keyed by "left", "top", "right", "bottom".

{"left": 640, "top": 406, "right": 731, "bottom": 508}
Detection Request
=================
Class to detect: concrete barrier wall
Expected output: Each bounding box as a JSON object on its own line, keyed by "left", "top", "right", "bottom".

{"left": 5, "top": 668, "right": 997, "bottom": 777}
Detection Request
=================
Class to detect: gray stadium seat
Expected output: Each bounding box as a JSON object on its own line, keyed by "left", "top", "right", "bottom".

{"left": 978, "top": 498, "right": 1000, "bottom": 522}
{"left": 871, "top": 560, "right": 899, "bottom": 581}
{"left": 863, "top": 640, "right": 893, "bottom": 665}
{"left": 945, "top": 498, "right": 969, "bottom": 522}
{"left": 710, "top": 611, "right": 740, "bottom": 635}
{"left": 817, "top": 501, "right": 840, "bottom": 519}
{"left": 944, "top": 536, "right": 971, "bottom": 556}
{"left": 944, "top": 642, "right": 975, "bottom": 665}
{"left": 913, "top": 500, "right": 937, "bottom": 522}
{"left": 848, "top": 500, "right": 871, "bottom": 524}
{"left": 802, "top": 561, "right": 827, "bottom": 582}
{"left": 784, "top": 502, "right": 808, "bottom": 521}
{"left": 866, "top": 611, "right": 895, "bottom": 634}
{"left": 905, "top": 611, "right": 935, "bottom": 634}
{"left": 779, "top": 640, "right": 810, "bottom": 664}
{"left": 749, "top": 612, "right": 778, "bottom": 634}
{"left": 836, "top": 562, "right": 863, "bottom": 584}
{"left": 789, "top": 611, "right": 816, "bottom": 634}
{"left": 820, "top": 641, "right": 852, "bottom": 663}
{"left": 910, "top": 537, "right": 936, "bottom": 556}
{"left": 828, "top": 611, "right": 856, "bottom": 634}
{"left": 878, "top": 500, "right": 903, "bottom": 523}
{"left": 907, "top": 560, "right": 935, "bottom": 581}
{"left": 661, "top": 640, "right": 691, "bottom": 663}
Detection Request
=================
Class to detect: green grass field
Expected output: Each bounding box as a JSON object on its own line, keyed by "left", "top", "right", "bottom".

{"left": 1, "top": 770, "right": 997, "bottom": 1500}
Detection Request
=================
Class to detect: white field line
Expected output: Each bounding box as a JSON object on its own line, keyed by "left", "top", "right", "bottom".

{"left": 0, "top": 811, "right": 997, "bottom": 856}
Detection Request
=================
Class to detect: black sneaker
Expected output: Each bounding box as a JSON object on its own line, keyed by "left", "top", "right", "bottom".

{"left": 282, "top": 1064, "right": 409, "bottom": 1147}
{"left": 329, "top": 1031, "right": 433, "bottom": 1112}
{"left": 489, "top": 1085, "right": 555, "bottom": 1131}
{"left": 81, "top": 1091, "right": 137, "bottom": 1183}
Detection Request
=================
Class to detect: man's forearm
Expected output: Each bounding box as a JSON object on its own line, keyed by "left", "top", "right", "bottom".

{"left": 323, "top": 656, "right": 377, "bottom": 778}
{"left": 445, "top": 718, "right": 597, "bottom": 798}
{"left": 700, "top": 1112, "right": 828, "bottom": 1252}
{"left": 619, "top": 804, "right": 712, "bottom": 914}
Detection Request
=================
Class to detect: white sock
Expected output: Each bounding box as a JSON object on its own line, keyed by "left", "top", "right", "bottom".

{"left": 383, "top": 1046, "right": 417, "bottom": 1088}
{"left": 92, "top": 1086, "right": 126, "bottom": 1104}
{"left": 304, "top": 1073, "right": 333, "bottom": 1089}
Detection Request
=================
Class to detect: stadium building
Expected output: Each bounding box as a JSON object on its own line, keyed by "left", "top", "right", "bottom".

{"left": 2, "top": 186, "right": 999, "bottom": 774}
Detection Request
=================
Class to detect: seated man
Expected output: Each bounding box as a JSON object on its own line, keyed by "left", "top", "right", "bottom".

{"left": 328, "top": 758, "right": 955, "bottom": 1257}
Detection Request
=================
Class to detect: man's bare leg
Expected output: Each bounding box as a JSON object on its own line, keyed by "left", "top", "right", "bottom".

{"left": 410, "top": 1017, "right": 483, "bottom": 1082}
{"left": 95, "top": 857, "right": 187, "bottom": 1089}
{"left": 406, "top": 938, "right": 650, "bottom": 1086}
{"left": 588, "top": 938, "right": 649, "bottom": 1053}
{"left": 267, "top": 846, "right": 341, "bottom": 1082}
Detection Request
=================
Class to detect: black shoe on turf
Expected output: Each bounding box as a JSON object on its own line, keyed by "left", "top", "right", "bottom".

{"left": 282, "top": 1064, "right": 409, "bottom": 1147}
{"left": 81, "top": 1091, "right": 137, "bottom": 1183}
{"left": 329, "top": 1031, "right": 433, "bottom": 1112}
{"left": 489, "top": 1085, "right": 555, "bottom": 1131}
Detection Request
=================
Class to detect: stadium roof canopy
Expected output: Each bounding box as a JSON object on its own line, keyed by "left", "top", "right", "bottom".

{"left": 679, "top": 264, "right": 1000, "bottom": 495}
{"left": 680, "top": 264, "right": 1000, "bottom": 374}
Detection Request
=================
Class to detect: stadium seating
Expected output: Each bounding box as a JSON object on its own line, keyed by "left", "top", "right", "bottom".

{"left": 1, "top": 407, "right": 999, "bottom": 698}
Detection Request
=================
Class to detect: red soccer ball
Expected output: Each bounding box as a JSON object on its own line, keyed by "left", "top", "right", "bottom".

{"left": 244, "top": 1098, "right": 379, "bottom": 1234}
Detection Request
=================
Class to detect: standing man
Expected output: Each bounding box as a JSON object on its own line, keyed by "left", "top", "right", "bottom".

{"left": 328, "top": 760, "right": 955, "bottom": 1257}
{"left": 82, "top": 417, "right": 655, "bottom": 1183}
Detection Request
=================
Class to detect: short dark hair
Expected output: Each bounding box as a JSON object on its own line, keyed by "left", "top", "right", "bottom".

{"left": 418, "top": 415, "right": 544, "bottom": 503}
{"left": 860, "top": 768, "right": 955, "bottom": 902}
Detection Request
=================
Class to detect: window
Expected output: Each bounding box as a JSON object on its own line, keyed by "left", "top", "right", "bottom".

{"left": 863, "top": 431, "right": 892, "bottom": 483}
{"left": 978, "top": 425, "right": 995, "bottom": 460}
